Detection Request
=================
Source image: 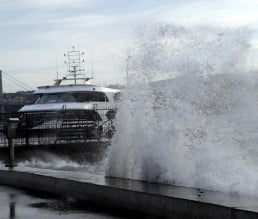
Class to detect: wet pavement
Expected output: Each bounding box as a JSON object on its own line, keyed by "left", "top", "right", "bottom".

{"left": 0, "top": 185, "right": 137, "bottom": 219}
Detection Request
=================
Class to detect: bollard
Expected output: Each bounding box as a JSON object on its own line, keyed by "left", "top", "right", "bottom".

{"left": 5, "top": 118, "right": 19, "bottom": 168}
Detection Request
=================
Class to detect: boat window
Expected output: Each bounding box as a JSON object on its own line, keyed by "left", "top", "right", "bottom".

{"left": 35, "top": 92, "right": 109, "bottom": 104}
{"left": 34, "top": 95, "right": 42, "bottom": 104}
{"left": 36, "top": 95, "right": 48, "bottom": 104}
{"left": 63, "top": 93, "right": 76, "bottom": 102}
{"left": 72, "top": 92, "right": 109, "bottom": 102}
{"left": 35, "top": 94, "right": 64, "bottom": 104}
{"left": 45, "top": 94, "right": 59, "bottom": 103}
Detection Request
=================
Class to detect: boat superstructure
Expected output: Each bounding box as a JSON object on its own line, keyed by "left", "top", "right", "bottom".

{"left": 19, "top": 84, "right": 119, "bottom": 115}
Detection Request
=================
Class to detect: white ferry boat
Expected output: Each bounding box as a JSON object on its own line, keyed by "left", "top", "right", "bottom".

{"left": 19, "top": 47, "right": 120, "bottom": 139}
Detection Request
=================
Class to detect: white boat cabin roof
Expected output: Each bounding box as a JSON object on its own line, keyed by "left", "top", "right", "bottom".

{"left": 35, "top": 84, "right": 120, "bottom": 94}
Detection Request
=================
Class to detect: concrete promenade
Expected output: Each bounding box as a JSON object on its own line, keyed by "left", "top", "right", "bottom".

{"left": 0, "top": 166, "right": 257, "bottom": 219}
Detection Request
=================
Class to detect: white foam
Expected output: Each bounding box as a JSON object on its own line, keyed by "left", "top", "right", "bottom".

{"left": 106, "top": 24, "right": 258, "bottom": 196}
{"left": 19, "top": 152, "right": 105, "bottom": 174}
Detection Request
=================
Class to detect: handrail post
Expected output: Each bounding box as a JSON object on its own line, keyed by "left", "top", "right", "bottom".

{"left": 5, "top": 118, "right": 19, "bottom": 168}
{"left": 25, "top": 113, "right": 29, "bottom": 146}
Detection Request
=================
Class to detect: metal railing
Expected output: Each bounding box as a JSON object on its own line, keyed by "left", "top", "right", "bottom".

{"left": 0, "top": 108, "right": 117, "bottom": 146}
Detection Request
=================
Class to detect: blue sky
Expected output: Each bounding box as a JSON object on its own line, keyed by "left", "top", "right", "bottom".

{"left": 0, "top": 0, "right": 258, "bottom": 92}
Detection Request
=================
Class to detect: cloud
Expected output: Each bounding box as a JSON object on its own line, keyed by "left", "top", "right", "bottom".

{"left": 157, "top": 0, "right": 258, "bottom": 27}
{"left": 1, "top": 0, "right": 258, "bottom": 92}
{"left": 24, "top": 0, "right": 84, "bottom": 5}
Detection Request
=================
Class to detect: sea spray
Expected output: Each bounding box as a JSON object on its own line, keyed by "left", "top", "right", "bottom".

{"left": 18, "top": 151, "right": 106, "bottom": 174}
{"left": 105, "top": 24, "right": 258, "bottom": 196}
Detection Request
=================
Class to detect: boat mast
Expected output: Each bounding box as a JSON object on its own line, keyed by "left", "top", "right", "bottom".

{"left": 64, "top": 46, "right": 86, "bottom": 85}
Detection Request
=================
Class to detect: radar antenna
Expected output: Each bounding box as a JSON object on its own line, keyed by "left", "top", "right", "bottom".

{"left": 62, "top": 46, "right": 93, "bottom": 85}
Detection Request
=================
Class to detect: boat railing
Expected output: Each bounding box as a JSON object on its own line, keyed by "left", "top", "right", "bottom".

{"left": 0, "top": 108, "right": 117, "bottom": 147}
